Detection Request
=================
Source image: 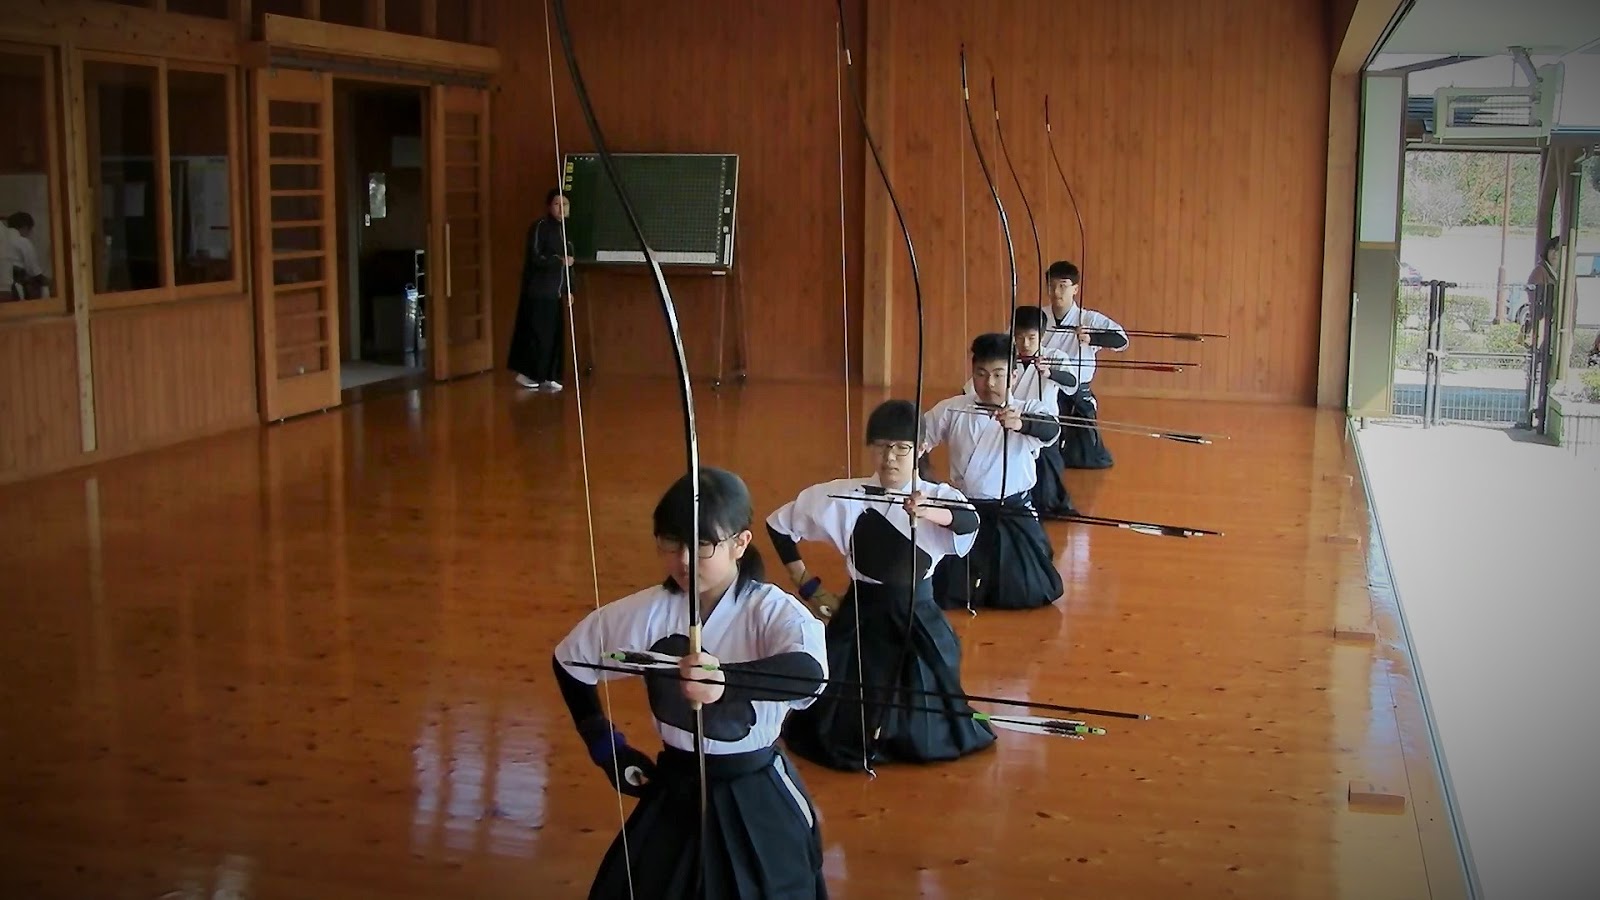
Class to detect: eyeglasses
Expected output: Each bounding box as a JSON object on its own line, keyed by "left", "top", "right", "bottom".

{"left": 655, "top": 535, "right": 731, "bottom": 559}
{"left": 869, "top": 441, "right": 916, "bottom": 458}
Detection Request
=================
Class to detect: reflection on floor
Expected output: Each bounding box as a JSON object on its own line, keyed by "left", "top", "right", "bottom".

{"left": 1356, "top": 419, "right": 1598, "bottom": 900}
{"left": 0, "top": 379, "right": 1463, "bottom": 899}
{"left": 341, "top": 359, "right": 424, "bottom": 391}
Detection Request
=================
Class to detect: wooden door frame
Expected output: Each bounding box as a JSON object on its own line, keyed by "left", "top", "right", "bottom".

{"left": 427, "top": 82, "right": 492, "bottom": 381}
{"left": 250, "top": 65, "right": 341, "bottom": 422}
{"left": 329, "top": 73, "right": 432, "bottom": 381}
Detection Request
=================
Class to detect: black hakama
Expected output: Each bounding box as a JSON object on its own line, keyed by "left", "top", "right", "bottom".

{"left": 1030, "top": 441, "right": 1076, "bottom": 516}
{"left": 1058, "top": 387, "right": 1114, "bottom": 469}
{"left": 506, "top": 292, "right": 564, "bottom": 384}
{"left": 507, "top": 216, "right": 571, "bottom": 385}
{"left": 932, "top": 494, "right": 1063, "bottom": 610}
{"left": 782, "top": 578, "right": 996, "bottom": 770}
{"left": 589, "top": 746, "right": 827, "bottom": 900}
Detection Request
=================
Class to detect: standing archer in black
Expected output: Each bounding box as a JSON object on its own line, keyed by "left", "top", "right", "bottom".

{"left": 508, "top": 188, "right": 575, "bottom": 391}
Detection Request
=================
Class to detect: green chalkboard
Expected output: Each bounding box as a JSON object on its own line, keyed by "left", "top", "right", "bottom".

{"left": 560, "top": 153, "right": 738, "bottom": 268}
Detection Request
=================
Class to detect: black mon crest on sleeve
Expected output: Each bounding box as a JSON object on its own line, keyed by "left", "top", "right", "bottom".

{"left": 644, "top": 634, "right": 759, "bottom": 742}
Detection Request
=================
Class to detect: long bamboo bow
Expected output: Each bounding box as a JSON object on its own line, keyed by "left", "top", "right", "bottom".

{"left": 549, "top": 0, "right": 711, "bottom": 892}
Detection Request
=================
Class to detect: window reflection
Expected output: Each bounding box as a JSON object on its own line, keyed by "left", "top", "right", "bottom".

{"left": 167, "top": 69, "right": 232, "bottom": 286}
{"left": 86, "top": 60, "right": 162, "bottom": 294}
{"left": 0, "top": 49, "right": 59, "bottom": 305}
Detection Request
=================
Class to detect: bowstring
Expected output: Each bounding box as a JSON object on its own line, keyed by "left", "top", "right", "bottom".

{"left": 960, "top": 81, "right": 969, "bottom": 350}
{"left": 832, "top": 22, "right": 872, "bottom": 779}
{"left": 834, "top": 22, "right": 853, "bottom": 478}
{"left": 542, "top": 5, "right": 635, "bottom": 898}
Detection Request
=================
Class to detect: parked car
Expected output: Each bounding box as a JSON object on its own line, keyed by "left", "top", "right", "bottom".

{"left": 1508, "top": 252, "right": 1599, "bottom": 326}
{"left": 1399, "top": 262, "right": 1422, "bottom": 285}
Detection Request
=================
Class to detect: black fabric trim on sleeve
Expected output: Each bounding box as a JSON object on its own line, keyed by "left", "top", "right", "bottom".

{"left": 1020, "top": 417, "right": 1061, "bottom": 443}
{"left": 946, "top": 506, "right": 980, "bottom": 535}
{"left": 553, "top": 654, "right": 604, "bottom": 727}
{"left": 766, "top": 523, "right": 802, "bottom": 565}
{"left": 719, "top": 651, "right": 825, "bottom": 704}
{"left": 1088, "top": 330, "right": 1128, "bottom": 349}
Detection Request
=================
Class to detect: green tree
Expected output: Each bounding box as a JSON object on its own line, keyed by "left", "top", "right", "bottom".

{"left": 1404, "top": 151, "right": 1541, "bottom": 229}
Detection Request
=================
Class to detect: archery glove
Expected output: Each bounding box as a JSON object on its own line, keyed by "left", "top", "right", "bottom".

{"left": 805, "top": 586, "right": 840, "bottom": 620}
{"left": 576, "top": 716, "right": 657, "bottom": 798}
{"left": 795, "top": 570, "right": 839, "bottom": 620}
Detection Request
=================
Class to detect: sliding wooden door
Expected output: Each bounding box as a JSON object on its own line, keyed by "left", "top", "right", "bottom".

{"left": 428, "top": 84, "right": 493, "bottom": 379}
{"left": 252, "top": 67, "right": 340, "bottom": 421}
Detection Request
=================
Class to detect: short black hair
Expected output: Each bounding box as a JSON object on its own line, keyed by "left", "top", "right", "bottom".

{"left": 1012, "top": 306, "right": 1047, "bottom": 335}
{"left": 970, "top": 333, "right": 1013, "bottom": 367}
{"left": 652, "top": 466, "right": 766, "bottom": 594}
{"left": 865, "top": 399, "right": 918, "bottom": 443}
{"left": 1045, "top": 260, "right": 1080, "bottom": 284}
{"left": 5, "top": 212, "right": 34, "bottom": 231}
{"left": 545, "top": 187, "right": 564, "bottom": 206}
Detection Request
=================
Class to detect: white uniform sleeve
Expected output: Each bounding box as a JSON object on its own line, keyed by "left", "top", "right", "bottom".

{"left": 552, "top": 590, "right": 653, "bottom": 685}
{"left": 765, "top": 483, "right": 832, "bottom": 545}
{"left": 1013, "top": 398, "right": 1058, "bottom": 452}
{"left": 757, "top": 589, "right": 829, "bottom": 708}
{"left": 926, "top": 481, "right": 979, "bottom": 559}
{"left": 1084, "top": 309, "right": 1128, "bottom": 351}
{"left": 920, "top": 400, "right": 954, "bottom": 455}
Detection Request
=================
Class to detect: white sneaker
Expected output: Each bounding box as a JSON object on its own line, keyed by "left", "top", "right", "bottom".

{"left": 541, "top": 381, "right": 564, "bottom": 392}
{"left": 515, "top": 374, "right": 538, "bottom": 388}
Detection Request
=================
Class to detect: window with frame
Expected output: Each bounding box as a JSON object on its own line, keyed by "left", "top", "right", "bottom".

{"left": 83, "top": 55, "right": 240, "bottom": 307}
{"left": 0, "top": 44, "right": 68, "bottom": 319}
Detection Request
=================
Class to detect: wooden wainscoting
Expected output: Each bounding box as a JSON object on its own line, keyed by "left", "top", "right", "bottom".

{"left": 89, "top": 294, "right": 258, "bottom": 457}
{"left": 0, "top": 318, "right": 83, "bottom": 476}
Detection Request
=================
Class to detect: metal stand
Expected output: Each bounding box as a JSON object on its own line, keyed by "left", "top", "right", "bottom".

{"left": 1420, "top": 280, "right": 1454, "bottom": 428}
{"left": 714, "top": 263, "right": 749, "bottom": 390}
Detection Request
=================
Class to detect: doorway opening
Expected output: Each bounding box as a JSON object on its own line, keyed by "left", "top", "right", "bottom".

{"left": 1392, "top": 149, "right": 1542, "bottom": 425}
{"left": 333, "top": 80, "right": 428, "bottom": 393}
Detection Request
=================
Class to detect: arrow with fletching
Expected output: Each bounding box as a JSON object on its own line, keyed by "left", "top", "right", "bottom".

{"left": 563, "top": 656, "right": 1121, "bottom": 742}
{"left": 827, "top": 489, "right": 1223, "bottom": 538}
{"left": 1017, "top": 349, "right": 1196, "bottom": 366}
{"left": 957, "top": 402, "right": 1222, "bottom": 445}
{"left": 596, "top": 649, "right": 1147, "bottom": 720}
{"left": 1049, "top": 325, "right": 1229, "bottom": 343}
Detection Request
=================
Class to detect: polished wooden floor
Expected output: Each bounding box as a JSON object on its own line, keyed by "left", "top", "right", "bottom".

{"left": 0, "top": 376, "right": 1465, "bottom": 899}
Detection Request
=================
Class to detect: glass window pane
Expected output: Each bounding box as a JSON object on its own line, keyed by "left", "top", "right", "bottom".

{"left": 167, "top": 69, "right": 233, "bottom": 286}
{"left": 85, "top": 61, "right": 163, "bottom": 294}
{"left": 0, "top": 50, "right": 60, "bottom": 304}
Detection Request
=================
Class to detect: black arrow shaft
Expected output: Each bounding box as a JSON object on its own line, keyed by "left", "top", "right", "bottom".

{"left": 568, "top": 658, "right": 1146, "bottom": 721}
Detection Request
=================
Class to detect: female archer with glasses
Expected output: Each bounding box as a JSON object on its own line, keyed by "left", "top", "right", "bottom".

{"left": 552, "top": 467, "right": 831, "bottom": 898}
{"left": 765, "top": 400, "right": 996, "bottom": 771}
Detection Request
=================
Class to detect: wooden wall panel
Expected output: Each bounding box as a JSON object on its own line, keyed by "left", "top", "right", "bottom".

{"left": 0, "top": 320, "right": 83, "bottom": 477}
{"left": 488, "top": 0, "right": 866, "bottom": 385}
{"left": 489, "top": 0, "right": 1328, "bottom": 399}
{"left": 89, "top": 295, "right": 258, "bottom": 454}
{"left": 872, "top": 0, "right": 1331, "bottom": 401}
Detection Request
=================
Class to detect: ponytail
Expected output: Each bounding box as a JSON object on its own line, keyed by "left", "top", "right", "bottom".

{"left": 734, "top": 544, "right": 767, "bottom": 596}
